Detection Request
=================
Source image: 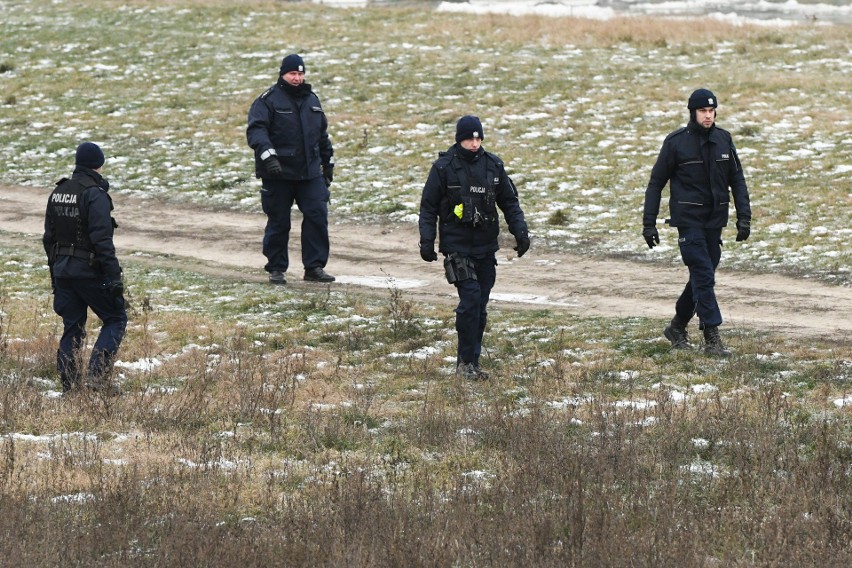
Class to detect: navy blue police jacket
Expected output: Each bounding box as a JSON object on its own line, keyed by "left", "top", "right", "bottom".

{"left": 43, "top": 167, "right": 122, "bottom": 280}
{"left": 419, "top": 144, "right": 528, "bottom": 257}
{"left": 246, "top": 80, "right": 333, "bottom": 181}
{"left": 643, "top": 121, "right": 751, "bottom": 229}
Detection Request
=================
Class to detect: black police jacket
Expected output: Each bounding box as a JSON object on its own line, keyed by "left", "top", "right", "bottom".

{"left": 43, "top": 167, "right": 122, "bottom": 280}
{"left": 643, "top": 121, "right": 751, "bottom": 229}
{"left": 246, "top": 80, "right": 333, "bottom": 181}
{"left": 419, "top": 144, "right": 528, "bottom": 257}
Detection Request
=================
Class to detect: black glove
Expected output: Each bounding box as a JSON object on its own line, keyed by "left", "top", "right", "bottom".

{"left": 322, "top": 163, "right": 334, "bottom": 187}
{"left": 736, "top": 218, "right": 750, "bottom": 242}
{"left": 643, "top": 226, "right": 660, "bottom": 249}
{"left": 514, "top": 235, "right": 530, "bottom": 258}
{"left": 263, "top": 155, "right": 282, "bottom": 178}
{"left": 108, "top": 275, "right": 124, "bottom": 298}
{"left": 419, "top": 241, "right": 437, "bottom": 262}
{"left": 49, "top": 268, "right": 56, "bottom": 293}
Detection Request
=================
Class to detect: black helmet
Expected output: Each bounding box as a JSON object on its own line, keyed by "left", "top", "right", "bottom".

{"left": 687, "top": 89, "right": 718, "bottom": 110}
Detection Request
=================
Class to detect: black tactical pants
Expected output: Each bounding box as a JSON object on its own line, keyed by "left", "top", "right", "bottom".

{"left": 453, "top": 254, "right": 497, "bottom": 366}
{"left": 675, "top": 226, "right": 723, "bottom": 327}
{"left": 260, "top": 177, "right": 331, "bottom": 274}
{"left": 54, "top": 277, "right": 127, "bottom": 391}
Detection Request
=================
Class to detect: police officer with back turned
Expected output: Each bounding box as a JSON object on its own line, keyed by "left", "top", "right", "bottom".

{"left": 419, "top": 116, "right": 530, "bottom": 380}
{"left": 43, "top": 142, "right": 127, "bottom": 394}
{"left": 247, "top": 53, "right": 336, "bottom": 285}
{"left": 643, "top": 89, "right": 752, "bottom": 357}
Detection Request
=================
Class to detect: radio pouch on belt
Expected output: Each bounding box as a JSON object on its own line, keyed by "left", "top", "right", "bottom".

{"left": 444, "top": 252, "right": 477, "bottom": 284}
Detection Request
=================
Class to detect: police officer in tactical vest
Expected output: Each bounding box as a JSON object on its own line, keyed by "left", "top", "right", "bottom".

{"left": 43, "top": 142, "right": 127, "bottom": 394}
{"left": 419, "top": 116, "right": 530, "bottom": 380}
{"left": 643, "top": 89, "right": 752, "bottom": 357}
{"left": 247, "top": 53, "right": 336, "bottom": 285}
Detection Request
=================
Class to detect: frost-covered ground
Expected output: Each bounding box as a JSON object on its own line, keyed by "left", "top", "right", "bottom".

{"left": 435, "top": 0, "right": 852, "bottom": 25}
{"left": 320, "top": 0, "right": 852, "bottom": 25}
{"left": 0, "top": 0, "right": 849, "bottom": 284}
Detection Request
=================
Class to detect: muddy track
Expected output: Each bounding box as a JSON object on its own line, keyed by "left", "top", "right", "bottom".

{"left": 2, "top": 183, "right": 850, "bottom": 341}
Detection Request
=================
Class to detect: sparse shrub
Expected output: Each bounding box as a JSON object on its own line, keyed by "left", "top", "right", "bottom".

{"left": 739, "top": 123, "right": 761, "bottom": 137}
{"left": 547, "top": 208, "right": 569, "bottom": 226}
{"left": 383, "top": 275, "right": 422, "bottom": 341}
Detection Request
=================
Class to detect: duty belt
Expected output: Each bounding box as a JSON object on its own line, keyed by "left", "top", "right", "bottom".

{"left": 55, "top": 244, "right": 94, "bottom": 261}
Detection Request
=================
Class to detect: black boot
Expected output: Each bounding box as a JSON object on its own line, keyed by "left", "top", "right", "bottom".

{"left": 304, "top": 267, "right": 335, "bottom": 282}
{"left": 86, "top": 376, "right": 123, "bottom": 397}
{"left": 663, "top": 315, "right": 691, "bottom": 350}
{"left": 703, "top": 325, "right": 732, "bottom": 357}
{"left": 456, "top": 362, "right": 488, "bottom": 381}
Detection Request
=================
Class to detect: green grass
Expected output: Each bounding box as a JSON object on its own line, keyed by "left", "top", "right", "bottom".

{"left": 0, "top": 0, "right": 850, "bottom": 284}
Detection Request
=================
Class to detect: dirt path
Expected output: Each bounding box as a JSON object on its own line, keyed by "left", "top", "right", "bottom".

{"left": 2, "top": 183, "right": 850, "bottom": 340}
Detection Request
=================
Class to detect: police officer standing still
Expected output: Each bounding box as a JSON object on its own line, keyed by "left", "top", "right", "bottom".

{"left": 643, "top": 89, "right": 751, "bottom": 356}
{"left": 247, "top": 53, "right": 335, "bottom": 284}
{"left": 419, "top": 116, "right": 530, "bottom": 380}
{"left": 43, "top": 142, "right": 127, "bottom": 394}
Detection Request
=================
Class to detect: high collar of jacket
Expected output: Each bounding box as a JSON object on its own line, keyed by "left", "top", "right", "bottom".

{"left": 277, "top": 79, "right": 311, "bottom": 98}
{"left": 454, "top": 143, "right": 484, "bottom": 163}
{"left": 73, "top": 166, "right": 109, "bottom": 192}
{"left": 687, "top": 119, "right": 716, "bottom": 139}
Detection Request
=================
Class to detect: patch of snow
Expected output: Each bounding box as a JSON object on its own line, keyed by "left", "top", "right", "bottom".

{"left": 336, "top": 275, "right": 428, "bottom": 289}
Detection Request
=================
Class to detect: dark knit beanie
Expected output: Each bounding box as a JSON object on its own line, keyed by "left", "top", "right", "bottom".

{"left": 455, "top": 115, "right": 484, "bottom": 143}
{"left": 279, "top": 54, "right": 305, "bottom": 75}
{"left": 75, "top": 142, "right": 105, "bottom": 169}
{"left": 687, "top": 88, "right": 718, "bottom": 110}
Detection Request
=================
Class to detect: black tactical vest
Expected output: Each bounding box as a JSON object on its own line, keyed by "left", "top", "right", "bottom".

{"left": 47, "top": 177, "right": 94, "bottom": 252}
{"left": 440, "top": 151, "right": 500, "bottom": 228}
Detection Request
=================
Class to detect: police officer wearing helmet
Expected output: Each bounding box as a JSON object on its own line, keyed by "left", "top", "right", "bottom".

{"left": 43, "top": 142, "right": 127, "bottom": 394}
{"left": 643, "top": 89, "right": 752, "bottom": 356}
{"left": 419, "top": 116, "right": 530, "bottom": 380}
{"left": 247, "top": 53, "right": 336, "bottom": 285}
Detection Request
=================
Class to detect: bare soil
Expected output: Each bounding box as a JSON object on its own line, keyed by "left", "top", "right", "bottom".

{"left": 2, "top": 183, "right": 850, "bottom": 340}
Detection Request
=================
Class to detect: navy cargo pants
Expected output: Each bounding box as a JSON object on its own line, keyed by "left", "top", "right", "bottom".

{"left": 453, "top": 254, "right": 497, "bottom": 366}
{"left": 675, "top": 227, "right": 723, "bottom": 327}
{"left": 54, "top": 277, "right": 127, "bottom": 392}
{"left": 260, "top": 177, "right": 330, "bottom": 274}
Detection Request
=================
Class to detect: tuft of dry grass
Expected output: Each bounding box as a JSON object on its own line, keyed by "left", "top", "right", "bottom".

{"left": 2, "top": 248, "right": 851, "bottom": 565}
